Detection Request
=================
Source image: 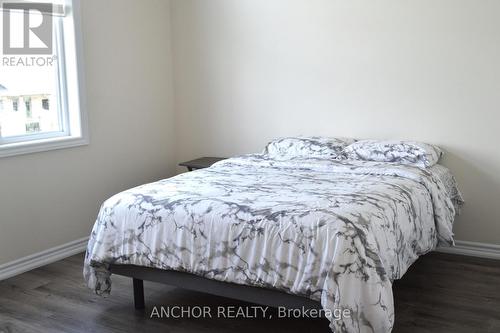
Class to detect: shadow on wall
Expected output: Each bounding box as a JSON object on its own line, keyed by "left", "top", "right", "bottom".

{"left": 443, "top": 150, "right": 500, "bottom": 245}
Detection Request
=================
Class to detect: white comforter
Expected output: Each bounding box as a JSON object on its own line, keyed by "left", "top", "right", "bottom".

{"left": 84, "top": 154, "right": 460, "bottom": 332}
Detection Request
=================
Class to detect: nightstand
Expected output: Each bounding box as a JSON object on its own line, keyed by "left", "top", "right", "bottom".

{"left": 179, "top": 157, "right": 226, "bottom": 171}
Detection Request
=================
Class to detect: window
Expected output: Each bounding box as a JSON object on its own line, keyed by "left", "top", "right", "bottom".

{"left": 0, "top": 0, "right": 88, "bottom": 158}
{"left": 25, "top": 122, "right": 40, "bottom": 133}
{"left": 42, "top": 98, "right": 50, "bottom": 110}
{"left": 25, "top": 97, "right": 32, "bottom": 117}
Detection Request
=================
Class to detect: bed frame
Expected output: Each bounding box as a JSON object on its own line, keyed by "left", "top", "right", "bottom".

{"left": 109, "top": 264, "right": 323, "bottom": 311}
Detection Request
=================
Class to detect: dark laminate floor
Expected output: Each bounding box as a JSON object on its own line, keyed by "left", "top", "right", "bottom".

{"left": 0, "top": 252, "right": 499, "bottom": 333}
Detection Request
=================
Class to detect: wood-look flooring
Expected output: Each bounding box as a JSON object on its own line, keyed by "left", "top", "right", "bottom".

{"left": 0, "top": 252, "right": 499, "bottom": 332}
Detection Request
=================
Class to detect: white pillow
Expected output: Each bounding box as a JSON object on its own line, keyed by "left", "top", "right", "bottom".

{"left": 343, "top": 140, "right": 443, "bottom": 168}
{"left": 264, "top": 136, "right": 355, "bottom": 160}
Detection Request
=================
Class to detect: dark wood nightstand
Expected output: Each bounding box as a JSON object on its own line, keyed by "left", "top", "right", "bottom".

{"left": 179, "top": 157, "right": 226, "bottom": 171}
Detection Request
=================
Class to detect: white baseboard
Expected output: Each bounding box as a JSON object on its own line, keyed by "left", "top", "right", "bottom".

{"left": 0, "top": 237, "right": 89, "bottom": 281}
{"left": 437, "top": 240, "right": 500, "bottom": 260}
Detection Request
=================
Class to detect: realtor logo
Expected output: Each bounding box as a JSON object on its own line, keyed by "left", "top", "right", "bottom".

{"left": 2, "top": 2, "right": 53, "bottom": 55}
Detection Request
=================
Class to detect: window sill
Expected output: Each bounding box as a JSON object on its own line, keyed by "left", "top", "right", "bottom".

{"left": 0, "top": 135, "right": 89, "bottom": 158}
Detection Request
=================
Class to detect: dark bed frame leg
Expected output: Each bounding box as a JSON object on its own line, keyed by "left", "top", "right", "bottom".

{"left": 133, "top": 278, "right": 145, "bottom": 310}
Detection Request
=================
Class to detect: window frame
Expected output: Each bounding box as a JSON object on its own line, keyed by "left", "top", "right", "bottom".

{"left": 0, "top": 0, "right": 88, "bottom": 158}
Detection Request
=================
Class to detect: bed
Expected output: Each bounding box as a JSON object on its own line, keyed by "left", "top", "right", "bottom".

{"left": 84, "top": 138, "right": 463, "bottom": 333}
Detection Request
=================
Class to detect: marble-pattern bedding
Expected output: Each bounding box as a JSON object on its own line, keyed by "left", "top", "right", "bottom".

{"left": 84, "top": 154, "right": 460, "bottom": 333}
{"left": 343, "top": 140, "right": 443, "bottom": 168}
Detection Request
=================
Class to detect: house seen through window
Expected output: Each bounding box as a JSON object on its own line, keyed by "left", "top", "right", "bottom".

{"left": 0, "top": 0, "right": 87, "bottom": 158}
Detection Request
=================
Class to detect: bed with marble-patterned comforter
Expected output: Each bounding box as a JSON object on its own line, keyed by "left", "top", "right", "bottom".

{"left": 84, "top": 153, "right": 461, "bottom": 333}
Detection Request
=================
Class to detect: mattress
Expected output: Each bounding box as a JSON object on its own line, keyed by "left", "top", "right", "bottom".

{"left": 84, "top": 154, "right": 460, "bottom": 333}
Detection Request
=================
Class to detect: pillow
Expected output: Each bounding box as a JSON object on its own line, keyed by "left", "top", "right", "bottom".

{"left": 343, "top": 140, "right": 443, "bottom": 168}
{"left": 263, "top": 136, "right": 355, "bottom": 160}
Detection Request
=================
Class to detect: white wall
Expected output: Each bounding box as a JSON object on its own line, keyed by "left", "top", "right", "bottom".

{"left": 171, "top": 0, "right": 500, "bottom": 245}
{"left": 0, "top": 0, "right": 176, "bottom": 265}
{"left": 1, "top": 0, "right": 499, "bottom": 267}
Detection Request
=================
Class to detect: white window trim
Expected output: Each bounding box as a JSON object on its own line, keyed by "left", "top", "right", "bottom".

{"left": 0, "top": 0, "right": 88, "bottom": 158}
